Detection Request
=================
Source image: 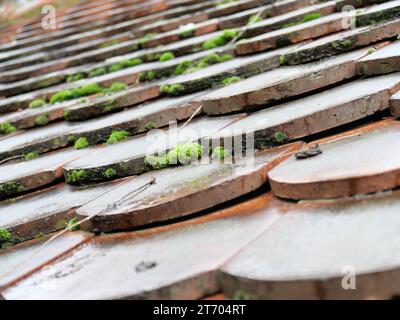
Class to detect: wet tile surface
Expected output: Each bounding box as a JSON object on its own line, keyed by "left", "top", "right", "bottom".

{"left": 2, "top": 0, "right": 400, "bottom": 300}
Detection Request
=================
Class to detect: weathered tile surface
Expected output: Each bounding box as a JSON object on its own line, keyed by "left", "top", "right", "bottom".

{"left": 75, "top": 143, "right": 302, "bottom": 232}
{"left": 0, "top": 231, "right": 93, "bottom": 291}
{"left": 199, "top": 49, "right": 368, "bottom": 115}
{"left": 357, "top": 40, "right": 400, "bottom": 75}
{"left": 220, "top": 190, "right": 400, "bottom": 299}
{"left": 269, "top": 120, "right": 400, "bottom": 199}
{"left": 0, "top": 181, "right": 125, "bottom": 241}
{"left": 2, "top": 194, "right": 283, "bottom": 300}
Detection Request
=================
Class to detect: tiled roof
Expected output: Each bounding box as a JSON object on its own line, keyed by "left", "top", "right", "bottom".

{"left": 0, "top": 0, "right": 400, "bottom": 300}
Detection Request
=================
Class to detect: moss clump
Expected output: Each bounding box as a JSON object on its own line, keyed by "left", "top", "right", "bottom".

{"left": 145, "top": 142, "right": 204, "bottom": 170}
{"left": 35, "top": 114, "right": 49, "bottom": 126}
{"left": 74, "top": 137, "right": 90, "bottom": 149}
{"left": 29, "top": 99, "right": 46, "bottom": 109}
{"left": 273, "top": 131, "right": 288, "bottom": 144}
{"left": 106, "top": 82, "right": 128, "bottom": 94}
{"left": 212, "top": 146, "right": 231, "bottom": 160}
{"left": 0, "top": 122, "right": 17, "bottom": 135}
{"left": 173, "top": 53, "right": 234, "bottom": 77}
{"left": 248, "top": 15, "right": 263, "bottom": 25}
{"left": 107, "top": 130, "right": 129, "bottom": 144}
{"left": 179, "top": 29, "right": 194, "bottom": 39}
{"left": 145, "top": 122, "right": 156, "bottom": 130}
{"left": 222, "top": 76, "right": 242, "bottom": 86}
{"left": 159, "top": 52, "right": 175, "bottom": 62}
{"left": 67, "top": 73, "right": 87, "bottom": 83}
{"left": 280, "top": 54, "right": 287, "bottom": 65}
{"left": 67, "top": 135, "right": 76, "bottom": 143}
{"left": 0, "top": 228, "right": 15, "bottom": 249}
{"left": 89, "top": 67, "right": 107, "bottom": 78}
{"left": 368, "top": 47, "right": 377, "bottom": 54}
{"left": 66, "top": 217, "right": 80, "bottom": 231}
{"left": 103, "top": 168, "right": 117, "bottom": 179}
{"left": 100, "top": 39, "right": 121, "bottom": 48}
{"left": 282, "top": 12, "right": 322, "bottom": 28}
{"left": 108, "top": 58, "right": 143, "bottom": 73}
{"left": 50, "top": 83, "right": 104, "bottom": 104}
{"left": 202, "top": 29, "right": 238, "bottom": 50}
{"left": 0, "top": 181, "right": 24, "bottom": 194}
{"left": 138, "top": 33, "right": 157, "bottom": 47}
{"left": 24, "top": 151, "right": 39, "bottom": 161}
{"left": 174, "top": 60, "right": 193, "bottom": 75}
{"left": 80, "top": 98, "right": 88, "bottom": 103}
{"left": 161, "top": 84, "right": 186, "bottom": 96}
{"left": 0, "top": 228, "right": 12, "bottom": 242}
{"left": 66, "top": 170, "right": 88, "bottom": 184}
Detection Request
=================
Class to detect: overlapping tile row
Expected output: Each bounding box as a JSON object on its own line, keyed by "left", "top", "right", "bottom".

{"left": 1, "top": 0, "right": 400, "bottom": 300}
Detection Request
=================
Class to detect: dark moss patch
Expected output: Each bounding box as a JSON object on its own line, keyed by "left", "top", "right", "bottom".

{"left": 65, "top": 169, "right": 89, "bottom": 184}
{"left": 66, "top": 217, "right": 80, "bottom": 231}
{"left": 103, "top": 168, "right": 117, "bottom": 179}
{"left": 66, "top": 73, "right": 87, "bottom": 83}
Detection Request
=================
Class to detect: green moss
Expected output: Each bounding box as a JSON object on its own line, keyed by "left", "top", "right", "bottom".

{"left": 106, "top": 82, "right": 128, "bottom": 94}
{"left": 103, "top": 168, "right": 117, "bottom": 179}
{"left": 248, "top": 15, "right": 263, "bottom": 25}
{"left": 34, "top": 232, "right": 46, "bottom": 239}
{"left": 0, "top": 122, "right": 17, "bottom": 135}
{"left": 179, "top": 29, "right": 194, "bottom": 39}
{"left": 282, "top": 12, "right": 322, "bottom": 28}
{"left": 67, "top": 73, "right": 87, "bottom": 83}
{"left": 280, "top": 54, "right": 287, "bottom": 65}
{"left": 174, "top": 60, "right": 193, "bottom": 75}
{"left": 107, "top": 130, "right": 129, "bottom": 144}
{"left": 222, "top": 76, "right": 242, "bottom": 86}
{"left": 217, "top": 0, "right": 237, "bottom": 5}
{"left": 0, "top": 228, "right": 12, "bottom": 242}
{"left": 67, "top": 135, "right": 76, "bottom": 143}
{"left": 35, "top": 114, "right": 49, "bottom": 126}
{"left": 29, "top": 99, "right": 46, "bottom": 109}
{"left": 212, "top": 146, "right": 231, "bottom": 160}
{"left": 50, "top": 83, "right": 104, "bottom": 104}
{"left": 100, "top": 39, "right": 121, "bottom": 48}
{"left": 273, "top": 131, "right": 288, "bottom": 144}
{"left": 144, "top": 154, "right": 169, "bottom": 170}
{"left": 145, "top": 142, "right": 204, "bottom": 169}
{"left": 138, "top": 33, "right": 157, "bottom": 47}
{"left": 66, "top": 170, "right": 88, "bottom": 184}
{"left": 368, "top": 47, "right": 377, "bottom": 54}
{"left": 24, "top": 151, "right": 39, "bottom": 161}
{"left": 145, "top": 122, "right": 156, "bottom": 130}
{"left": 202, "top": 29, "right": 238, "bottom": 50}
{"left": 0, "top": 182, "right": 24, "bottom": 194}
{"left": 89, "top": 67, "right": 107, "bottom": 78}
{"left": 66, "top": 217, "right": 80, "bottom": 231}
{"left": 80, "top": 98, "right": 88, "bottom": 103}
{"left": 160, "top": 84, "right": 186, "bottom": 96}
{"left": 232, "top": 290, "right": 251, "bottom": 300}
{"left": 159, "top": 52, "right": 175, "bottom": 62}
{"left": 74, "top": 137, "right": 90, "bottom": 149}
{"left": 107, "top": 58, "right": 143, "bottom": 74}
